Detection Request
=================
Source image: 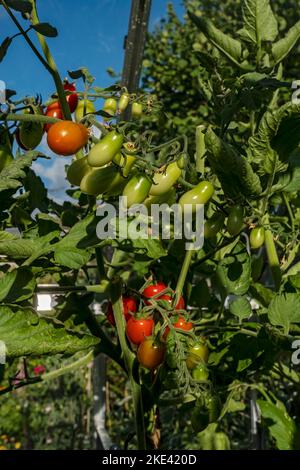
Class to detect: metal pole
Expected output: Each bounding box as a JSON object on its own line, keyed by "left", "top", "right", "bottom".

{"left": 121, "top": 0, "right": 152, "bottom": 94}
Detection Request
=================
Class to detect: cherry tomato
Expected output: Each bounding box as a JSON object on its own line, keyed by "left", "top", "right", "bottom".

{"left": 132, "top": 102, "right": 143, "bottom": 119}
{"left": 227, "top": 205, "right": 244, "bottom": 236}
{"left": 103, "top": 98, "right": 117, "bottom": 118}
{"left": 126, "top": 316, "right": 154, "bottom": 345}
{"left": 118, "top": 93, "right": 130, "bottom": 113}
{"left": 17, "top": 107, "right": 44, "bottom": 149}
{"left": 164, "top": 316, "right": 192, "bottom": 338}
{"left": 67, "top": 156, "right": 91, "bottom": 186}
{"left": 143, "top": 282, "right": 167, "bottom": 300}
{"left": 122, "top": 174, "right": 151, "bottom": 208}
{"left": 75, "top": 99, "right": 96, "bottom": 122}
{"left": 179, "top": 181, "right": 214, "bottom": 214}
{"left": 204, "top": 212, "right": 225, "bottom": 238}
{"left": 192, "top": 363, "right": 209, "bottom": 382}
{"left": 149, "top": 161, "right": 182, "bottom": 197}
{"left": 44, "top": 104, "right": 63, "bottom": 132}
{"left": 106, "top": 296, "right": 137, "bottom": 326}
{"left": 63, "top": 80, "right": 78, "bottom": 113}
{"left": 80, "top": 165, "right": 121, "bottom": 196}
{"left": 137, "top": 338, "right": 166, "bottom": 369}
{"left": 33, "top": 364, "right": 46, "bottom": 376}
{"left": 186, "top": 341, "right": 209, "bottom": 369}
{"left": 88, "top": 130, "right": 123, "bottom": 167}
{"left": 159, "top": 294, "right": 185, "bottom": 310}
{"left": 250, "top": 226, "right": 265, "bottom": 249}
{"left": 47, "top": 121, "right": 89, "bottom": 156}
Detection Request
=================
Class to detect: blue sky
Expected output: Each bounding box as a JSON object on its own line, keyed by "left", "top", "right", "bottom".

{"left": 0, "top": 0, "right": 184, "bottom": 201}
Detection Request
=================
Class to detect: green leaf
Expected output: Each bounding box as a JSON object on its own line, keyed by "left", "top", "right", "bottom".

{"left": 229, "top": 296, "right": 252, "bottom": 320}
{"left": 0, "top": 231, "right": 58, "bottom": 260}
{"left": 239, "top": 0, "right": 278, "bottom": 45}
{"left": 31, "top": 23, "right": 58, "bottom": 38}
{"left": 0, "top": 37, "right": 12, "bottom": 63}
{"left": 0, "top": 268, "right": 35, "bottom": 303}
{"left": 0, "top": 305, "right": 99, "bottom": 358}
{"left": 249, "top": 283, "right": 274, "bottom": 307}
{"left": 268, "top": 293, "right": 300, "bottom": 334}
{"left": 188, "top": 11, "right": 243, "bottom": 67}
{"left": 205, "top": 127, "right": 262, "bottom": 198}
{"left": 248, "top": 102, "right": 300, "bottom": 174}
{"left": 5, "top": 0, "right": 32, "bottom": 14}
{"left": 257, "top": 399, "right": 298, "bottom": 450}
{"left": 272, "top": 20, "right": 300, "bottom": 65}
{"left": 0, "top": 152, "right": 38, "bottom": 192}
{"left": 216, "top": 243, "right": 251, "bottom": 295}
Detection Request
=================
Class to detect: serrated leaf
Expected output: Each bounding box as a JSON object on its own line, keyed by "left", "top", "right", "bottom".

{"left": 257, "top": 400, "right": 298, "bottom": 450}
{"left": 272, "top": 20, "right": 300, "bottom": 65}
{"left": 0, "top": 305, "right": 99, "bottom": 358}
{"left": 31, "top": 22, "right": 58, "bottom": 38}
{"left": 0, "top": 37, "right": 13, "bottom": 63}
{"left": 0, "top": 152, "right": 38, "bottom": 192}
{"left": 205, "top": 127, "right": 262, "bottom": 198}
{"left": 0, "top": 268, "right": 35, "bottom": 303}
{"left": 188, "top": 11, "right": 243, "bottom": 67}
{"left": 229, "top": 296, "right": 252, "bottom": 320}
{"left": 239, "top": 0, "right": 278, "bottom": 45}
{"left": 5, "top": 0, "right": 32, "bottom": 14}
{"left": 216, "top": 243, "right": 251, "bottom": 295}
{"left": 249, "top": 283, "right": 274, "bottom": 307}
{"left": 268, "top": 293, "right": 300, "bottom": 334}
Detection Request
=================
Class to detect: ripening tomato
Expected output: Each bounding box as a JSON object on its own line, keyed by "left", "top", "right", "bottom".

{"left": 44, "top": 104, "right": 63, "bottom": 132}
{"left": 250, "top": 226, "right": 265, "bottom": 249}
{"left": 47, "top": 121, "right": 89, "bottom": 156}
{"left": 137, "top": 338, "right": 166, "bottom": 369}
{"left": 122, "top": 174, "right": 151, "bottom": 207}
{"left": 106, "top": 296, "right": 137, "bottom": 326}
{"left": 192, "top": 363, "right": 209, "bottom": 382}
{"left": 149, "top": 161, "right": 182, "bottom": 197}
{"left": 179, "top": 181, "right": 214, "bottom": 214}
{"left": 17, "top": 107, "right": 44, "bottom": 149}
{"left": 118, "top": 93, "right": 130, "bottom": 113}
{"left": 132, "top": 102, "right": 143, "bottom": 119}
{"left": 88, "top": 130, "right": 123, "bottom": 167}
{"left": 126, "top": 316, "right": 154, "bottom": 345}
{"left": 63, "top": 80, "right": 78, "bottom": 113}
{"left": 186, "top": 341, "right": 209, "bottom": 369}
{"left": 75, "top": 99, "right": 96, "bottom": 122}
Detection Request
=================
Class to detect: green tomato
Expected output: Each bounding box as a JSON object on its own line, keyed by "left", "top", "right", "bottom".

{"left": 149, "top": 161, "right": 181, "bottom": 196}
{"left": 67, "top": 156, "right": 91, "bottom": 186}
{"left": 75, "top": 99, "right": 96, "bottom": 122}
{"left": 144, "top": 187, "right": 176, "bottom": 211}
{"left": 0, "top": 146, "right": 13, "bottom": 172}
{"left": 213, "top": 432, "right": 230, "bottom": 450}
{"left": 122, "top": 174, "right": 151, "bottom": 208}
{"left": 18, "top": 107, "right": 44, "bottom": 150}
{"left": 206, "top": 394, "right": 221, "bottom": 423}
{"left": 250, "top": 226, "right": 265, "bottom": 249}
{"left": 192, "top": 363, "right": 209, "bottom": 382}
{"left": 191, "top": 406, "right": 210, "bottom": 433}
{"left": 103, "top": 98, "right": 117, "bottom": 117}
{"left": 186, "top": 341, "right": 209, "bottom": 369}
{"left": 179, "top": 181, "right": 214, "bottom": 214}
{"left": 204, "top": 212, "right": 225, "bottom": 238}
{"left": 227, "top": 205, "right": 244, "bottom": 236}
{"left": 80, "top": 165, "right": 120, "bottom": 195}
{"left": 132, "top": 102, "right": 143, "bottom": 119}
{"left": 118, "top": 93, "right": 130, "bottom": 113}
{"left": 88, "top": 131, "right": 123, "bottom": 167}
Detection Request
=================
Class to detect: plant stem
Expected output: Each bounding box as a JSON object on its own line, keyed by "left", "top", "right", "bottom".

{"left": 174, "top": 249, "right": 194, "bottom": 307}
{"left": 0, "top": 112, "right": 60, "bottom": 125}
{"left": 282, "top": 192, "right": 295, "bottom": 232}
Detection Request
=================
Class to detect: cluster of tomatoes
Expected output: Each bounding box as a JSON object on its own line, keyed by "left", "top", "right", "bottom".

{"left": 105, "top": 281, "right": 209, "bottom": 377}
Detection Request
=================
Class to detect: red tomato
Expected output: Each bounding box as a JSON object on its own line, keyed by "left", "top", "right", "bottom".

{"left": 164, "top": 316, "right": 193, "bottom": 338}
{"left": 126, "top": 316, "right": 154, "bottom": 345}
{"left": 106, "top": 296, "right": 137, "bottom": 326}
{"left": 159, "top": 294, "right": 185, "bottom": 310}
{"left": 137, "top": 338, "right": 166, "bottom": 369}
{"left": 64, "top": 80, "right": 78, "bottom": 113}
{"left": 47, "top": 121, "right": 89, "bottom": 156}
{"left": 142, "top": 282, "right": 167, "bottom": 300}
{"left": 44, "top": 104, "right": 63, "bottom": 132}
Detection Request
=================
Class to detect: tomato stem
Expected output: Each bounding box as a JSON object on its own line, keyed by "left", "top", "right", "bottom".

{"left": 174, "top": 249, "right": 194, "bottom": 308}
